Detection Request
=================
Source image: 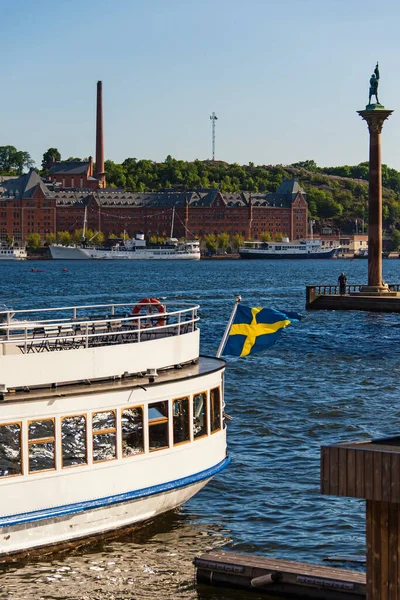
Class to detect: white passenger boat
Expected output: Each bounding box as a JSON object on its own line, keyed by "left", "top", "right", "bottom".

{"left": 0, "top": 299, "right": 228, "bottom": 559}
{"left": 49, "top": 237, "right": 201, "bottom": 260}
{"left": 239, "top": 238, "right": 340, "bottom": 259}
{"left": 0, "top": 245, "right": 27, "bottom": 260}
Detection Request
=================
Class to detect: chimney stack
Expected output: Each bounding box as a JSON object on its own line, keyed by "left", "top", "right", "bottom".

{"left": 95, "top": 80, "right": 106, "bottom": 187}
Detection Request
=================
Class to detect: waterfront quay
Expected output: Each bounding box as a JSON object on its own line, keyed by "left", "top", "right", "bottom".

{"left": 306, "top": 283, "right": 400, "bottom": 312}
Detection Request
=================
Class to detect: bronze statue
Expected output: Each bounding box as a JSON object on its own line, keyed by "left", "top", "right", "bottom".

{"left": 369, "top": 62, "right": 380, "bottom": 104}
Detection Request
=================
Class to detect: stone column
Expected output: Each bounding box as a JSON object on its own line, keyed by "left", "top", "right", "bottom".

{"left": 357, "top": 108, "right": 392, "bottom": 292}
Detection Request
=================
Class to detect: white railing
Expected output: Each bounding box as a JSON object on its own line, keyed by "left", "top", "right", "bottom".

{"left": 0, "top": 302, "right": 199, "bottom": 355}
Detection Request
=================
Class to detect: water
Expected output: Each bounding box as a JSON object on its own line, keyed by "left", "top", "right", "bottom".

{"left": 1, "top": 257, "right": 400, "bottom": 599}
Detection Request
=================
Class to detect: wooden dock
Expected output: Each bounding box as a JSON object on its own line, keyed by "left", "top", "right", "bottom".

{"left": 195, "top": 550, "right": 366, "bottom": 599}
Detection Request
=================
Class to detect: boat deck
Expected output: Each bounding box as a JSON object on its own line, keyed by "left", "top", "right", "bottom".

{"left": 0, "top": 301, "right": 198, "bottom": 356}
{"left": 1, "top": 355, "right": 225, "bottom": 402}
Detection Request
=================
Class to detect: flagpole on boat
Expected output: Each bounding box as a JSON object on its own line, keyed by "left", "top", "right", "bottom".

{"left": 216, "top": 296, "right": 242, "bottom": 358}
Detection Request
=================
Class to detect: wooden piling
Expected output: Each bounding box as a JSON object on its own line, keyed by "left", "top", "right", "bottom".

{"left": 321, "top": 437, "right": 400, "bottom": 599}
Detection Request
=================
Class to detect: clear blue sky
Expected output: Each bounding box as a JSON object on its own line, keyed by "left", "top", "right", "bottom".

{"left": 2, "top": 0, "right": 400, "bottom": 169}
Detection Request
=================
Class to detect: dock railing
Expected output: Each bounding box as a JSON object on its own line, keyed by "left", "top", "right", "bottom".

{"left": 307, "top": 283, "right": 400, "bottom": 305}
{"left": 0, "top": 302, "right": 199, "bottom": 355}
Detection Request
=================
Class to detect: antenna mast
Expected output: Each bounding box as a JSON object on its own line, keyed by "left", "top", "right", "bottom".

{"left": 210, "top": 112, "right": 218, "bottom": 161}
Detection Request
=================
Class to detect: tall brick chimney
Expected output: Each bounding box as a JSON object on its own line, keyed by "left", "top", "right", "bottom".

{"left": 95, "top": 80, "right": 106, "bottom": 188}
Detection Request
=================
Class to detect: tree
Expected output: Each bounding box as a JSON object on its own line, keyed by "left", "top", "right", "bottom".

{"left": 104, "top": 160, "right": 126, "bottom": 188}
{"left": 44, "top": 233, "right": 56, "bottom": 245}
{"left": 232, "top": 234, "right": 244, "bottom": 250}
{"left": 391, "top": 229, "right": 400, "bottom": 250}
{"left": 217, "top": 232, "right": 230, "bottom": 251}
{"left": 25, "top": 233, "right": 41, "bottom": 249}
{"left": 42, "top": 148, "right": 61, "bottom": 171}
{"left": 260, "top": 232, "right": 271, "bottom": 242}
{"left": 204, "top": 233, "right": 217, "bottom": 253}
{"left": 57, "top": 231, "right": 72, "bottom": 245}
{"left": 0, "top": 146, "right": 34, "bottom": 174}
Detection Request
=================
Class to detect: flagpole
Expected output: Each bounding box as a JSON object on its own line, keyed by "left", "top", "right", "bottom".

{"left": 216, "top": 296, "right": 242, "bottom": 358}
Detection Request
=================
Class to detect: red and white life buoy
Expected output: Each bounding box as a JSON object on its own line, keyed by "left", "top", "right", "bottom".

{"left": 131, "top": 297, "right": 166, "bottom": 327}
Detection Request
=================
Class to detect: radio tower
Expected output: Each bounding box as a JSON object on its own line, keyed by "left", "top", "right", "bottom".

{"left": 210, "top": 112, "right": 218, "bottom": 161}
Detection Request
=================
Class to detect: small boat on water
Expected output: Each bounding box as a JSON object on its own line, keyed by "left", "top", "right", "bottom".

{"left": 0, "top": 245, "right": 27, "bottom": 260}
{"left": 0, "top": 298, "right": 228, "bottom": 559}
{"left": 239, "top": 238, "right": 340, "bottom": 259}
{"left": 49, "top": 235, "right": 201, "bottom": 260}
{"left": 49, "top": 206, "right": 201, "bottom": 260}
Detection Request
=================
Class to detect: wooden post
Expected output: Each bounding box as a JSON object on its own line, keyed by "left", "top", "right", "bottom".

{"left": 321, "top": 436, "right": 400, "bottom": 598}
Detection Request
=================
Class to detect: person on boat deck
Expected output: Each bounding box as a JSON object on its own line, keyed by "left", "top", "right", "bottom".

{"left": 338, "top": 272, "right": 347, "bottom": 295}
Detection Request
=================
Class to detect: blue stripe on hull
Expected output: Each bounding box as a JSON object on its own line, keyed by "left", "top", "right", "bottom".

{"left": 0, "top": 457, "right": 230, "bottom": 528}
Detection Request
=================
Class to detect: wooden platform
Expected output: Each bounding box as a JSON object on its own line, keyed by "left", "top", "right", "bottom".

{"left": 194, "top": 550, "right": 366, "bottom": 599}
{"left": 306, "top": 284, "right": 400, "bottom": 313}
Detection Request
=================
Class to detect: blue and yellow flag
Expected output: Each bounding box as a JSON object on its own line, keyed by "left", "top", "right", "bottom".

{"left": 222, "top": 305, "right": 300, "bottom": 357}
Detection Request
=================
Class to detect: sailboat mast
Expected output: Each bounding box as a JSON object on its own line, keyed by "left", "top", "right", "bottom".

{"left": 82, "top": 206, "right": 88, "bottom": 244}
{"left": 170, "top": 206, "right": 175, "bottom": 239}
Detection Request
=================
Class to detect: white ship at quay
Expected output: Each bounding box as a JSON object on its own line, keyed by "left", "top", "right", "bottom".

{"left": 0, "top": 298, "right": 228, "bottom": 558}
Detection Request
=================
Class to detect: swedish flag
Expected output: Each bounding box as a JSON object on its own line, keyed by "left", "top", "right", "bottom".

{"left": 222, "top": 305, "right": 300, "bottom": 357}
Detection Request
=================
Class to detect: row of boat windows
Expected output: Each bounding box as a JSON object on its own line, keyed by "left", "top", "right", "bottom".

{"left": 0, "top": 388, "right": 222, "bottom": 477}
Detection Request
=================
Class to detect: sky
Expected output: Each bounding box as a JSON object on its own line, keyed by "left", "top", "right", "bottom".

{"left": 2, "top": 0, "right": 400, "bottom": 170}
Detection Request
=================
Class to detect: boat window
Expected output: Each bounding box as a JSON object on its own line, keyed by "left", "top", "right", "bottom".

{"left": 28, "top": 419, "right": 55, "bottom": 473}
{"left": 210, "top": 387, "right": 221, "bottom": 433}
{"left": 0, "top": 423, "right": 22, "bottom": 477}
{"left": 61, "top": 415, "right": 87, "bottom": 467}
{"left": 122, "top": 407, "right": 144, "bottom": 456}
{"left": 148, "top": 401, "right": 169, "bottom": 451}
{"left": 193, "top": 392, "right": 208, "bottom": 439}
{"left": 92, "top": 410, "right": 116, "bottom": 462}
{"left": 173, "top": 396, "right": 190, "bottom": 445}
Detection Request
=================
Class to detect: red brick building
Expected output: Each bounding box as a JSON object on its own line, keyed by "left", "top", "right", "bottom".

{"left": 0, "top": 173, "right": 308, "bottom": 242}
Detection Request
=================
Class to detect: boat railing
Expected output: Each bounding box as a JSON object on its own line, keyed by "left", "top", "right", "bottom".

{"left": 0, "top": 302, "right": 199, "bottom": 354}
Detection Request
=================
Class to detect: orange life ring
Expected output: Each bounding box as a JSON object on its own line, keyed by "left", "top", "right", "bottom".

{"left": 131, "top": 297, "right": 166, "bottom": 327}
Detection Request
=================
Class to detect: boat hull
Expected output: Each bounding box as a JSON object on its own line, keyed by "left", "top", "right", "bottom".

{"left": 239, "top": 248, "right": 339, "bottom": 259}
{"left": 0, "top": 459, "right": 228, "bottom": 557}
{"left": 0, "top": 349, "right": 227, "bottom": 558}
{"left": 49, "top": 245, "right": 200, "bottom": 260}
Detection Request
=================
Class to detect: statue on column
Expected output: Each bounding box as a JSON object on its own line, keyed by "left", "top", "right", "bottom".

{"left": 369, "top": 63, "right": 380, "bottom": 105}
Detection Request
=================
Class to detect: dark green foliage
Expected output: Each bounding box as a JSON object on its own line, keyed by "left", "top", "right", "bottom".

{"left": 0, "top": 146, "right": 34, "bottom": 175}
{"left": 41, "top": 148, "right": 61, "bottom": 171}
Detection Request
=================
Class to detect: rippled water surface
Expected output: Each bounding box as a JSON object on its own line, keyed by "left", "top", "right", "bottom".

{"left": 1, "top": 257, "right": 400, "bottom": 599}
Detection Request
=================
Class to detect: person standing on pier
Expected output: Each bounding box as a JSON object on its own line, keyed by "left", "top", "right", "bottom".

{"left": 338, "top": 272, "right": 347, "bottom": 295}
